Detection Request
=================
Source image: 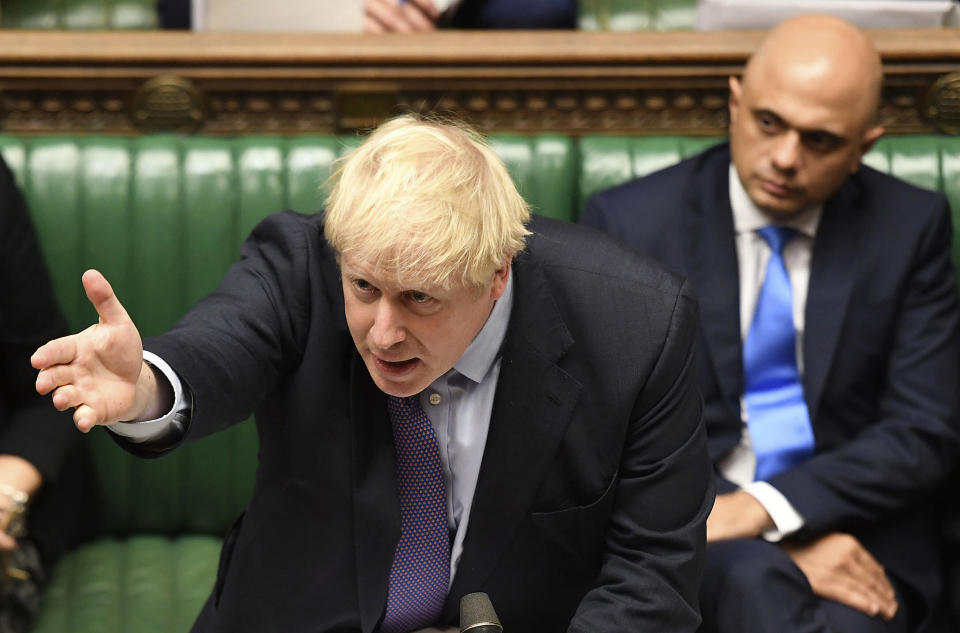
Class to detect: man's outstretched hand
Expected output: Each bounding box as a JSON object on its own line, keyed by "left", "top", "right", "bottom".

{"left": 31, "top": 270, "right": 157, "bottom": 432}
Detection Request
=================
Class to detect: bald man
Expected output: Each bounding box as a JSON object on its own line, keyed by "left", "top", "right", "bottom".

{"left": 583, "top": 15, "right": 960, "bottom": 633}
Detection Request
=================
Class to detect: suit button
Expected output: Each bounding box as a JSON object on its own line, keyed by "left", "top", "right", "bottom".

{"left": 429, "top": 393, "right": 442, "bottom": 405}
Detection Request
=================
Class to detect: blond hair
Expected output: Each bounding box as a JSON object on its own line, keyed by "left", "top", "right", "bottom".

{"left": 324, "top": 115, "right": 531, "bottom": 290}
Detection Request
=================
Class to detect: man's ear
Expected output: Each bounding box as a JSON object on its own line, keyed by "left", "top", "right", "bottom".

{"left": 489, "top": 262, "right": 510, "bottom": 301}
{"left": 860, "top": 125, "right": 884, "bottom": 155}
{"left": 853, "top": 125, "right": 885, "bottom": 173}
{"left": 728, "top": 76, "right": 743, "bottom": 125}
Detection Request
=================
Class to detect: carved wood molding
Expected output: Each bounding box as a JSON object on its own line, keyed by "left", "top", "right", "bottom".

{"left": 0, "top": 29, "right": 958, "bottom": 135}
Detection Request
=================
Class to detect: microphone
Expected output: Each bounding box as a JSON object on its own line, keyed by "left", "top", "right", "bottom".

{"left": 459, "top": 592, "right": 502, "bottom": 633}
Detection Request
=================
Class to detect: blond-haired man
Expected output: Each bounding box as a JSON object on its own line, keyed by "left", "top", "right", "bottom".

{"left": 33, "top": 116, "right": 712, "bottom": 633}
{"left": 584, "top": 14, "right": 960, "bottom": 633}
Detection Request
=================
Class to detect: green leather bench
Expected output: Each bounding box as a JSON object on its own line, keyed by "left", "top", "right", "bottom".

{"left": 2, "top": 132, "right": 958, "bottom": 632}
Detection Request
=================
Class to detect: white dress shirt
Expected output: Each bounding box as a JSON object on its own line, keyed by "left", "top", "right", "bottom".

{"left": 110, "top": 271, "right": 515, "bottom": 584}
{"left": 720, "top": 165, "right": 823, "bottom": 541}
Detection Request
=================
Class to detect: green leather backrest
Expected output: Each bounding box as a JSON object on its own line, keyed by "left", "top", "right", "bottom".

{"left": 579, "top": 0, "right": 697, "bottom": 31}
{"left": 0, "top": 0, "right": 157, "bottom": 29}
{"left": 0, "top": 133, "right": 575, "bottom": 536}
{"left": 578, "top": 135, "right": 724, "bottom": 209}
{"left": 864, "top": 136, "right": 960, "bottom": 268}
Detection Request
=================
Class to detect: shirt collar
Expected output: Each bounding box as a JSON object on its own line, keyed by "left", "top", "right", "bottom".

{"left": 728, "top": 164, "right": 823, "bottom": 238}
{"left": 453, "top": 268, "right": 514, "bottom": 384}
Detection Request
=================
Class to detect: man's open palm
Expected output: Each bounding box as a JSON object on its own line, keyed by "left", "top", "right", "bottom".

{"left": 32, "top": 269, "right": 149, "bottom": 432}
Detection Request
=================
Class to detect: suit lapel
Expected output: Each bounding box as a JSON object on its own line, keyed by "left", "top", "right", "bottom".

{"left": 680, "top": 151, "right": 744, "bottom": 422}
{"left": 444, "top": 250, "right": 581, "bottom": 616}
{"left": 349, "top": 353, "right": 401, "bottom": 633}
{"left": 803, "top": 178, "right": 864, "bottom": 422}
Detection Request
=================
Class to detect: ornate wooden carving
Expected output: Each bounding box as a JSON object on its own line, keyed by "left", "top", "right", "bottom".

{"left": 0, "top": 29, "right": 957, "bottom": 135}
{"left": 926, "top": 72, "right": 960, "bottom": 135}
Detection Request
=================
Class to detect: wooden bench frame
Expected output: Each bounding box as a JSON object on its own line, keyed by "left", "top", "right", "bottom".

{"left": 0, "top": 29, "right": 959, "bottom": 136}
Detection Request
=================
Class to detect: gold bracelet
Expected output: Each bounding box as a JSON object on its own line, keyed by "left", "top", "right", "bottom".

{"left": 0, "top": 484, "right": 29, "bottom": 538}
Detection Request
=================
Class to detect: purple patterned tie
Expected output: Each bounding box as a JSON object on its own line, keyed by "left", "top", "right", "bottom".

{"left": 380, "top": 395, "right": 450, "bottom": 633}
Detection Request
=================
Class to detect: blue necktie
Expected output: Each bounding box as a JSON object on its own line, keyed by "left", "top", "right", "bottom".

{"left": 743, "top": 226, "right": 815, "bottom": 481}
{"left": 380, "top": 395, "right": 450, "bottom": 633}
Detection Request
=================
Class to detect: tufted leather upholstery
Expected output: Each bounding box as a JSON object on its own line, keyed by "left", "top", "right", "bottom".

{"left": 578, "top": 0, "right": 698, "bottom": 31}
{"left": 3, "top": 132, "right": 957, "bottom": 631}
{"left": 0, "top": 0, "right": 157, "bottom": 29}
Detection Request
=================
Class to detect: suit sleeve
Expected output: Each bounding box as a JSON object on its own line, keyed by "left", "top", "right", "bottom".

{"left": 569, "top": 280, "right": 714, "bottom": 633}
{"left": 771, "top": 197, "right": 960, "bottom": 534}
{"left": 583, "top": 191, "right": 745, "bottom": 497}
{"left": 140, "top": 212, "right": 336, "bottom": 450}
{"left": 0, "top": 155, "right": 81, "bottom": 483}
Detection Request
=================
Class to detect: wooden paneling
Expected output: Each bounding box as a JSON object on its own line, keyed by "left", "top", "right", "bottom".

{"left": 0, "top": 29, "right": 958, "bottom": 135}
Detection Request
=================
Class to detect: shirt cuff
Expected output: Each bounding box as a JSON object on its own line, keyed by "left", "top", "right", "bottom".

{"left": 106, "top": 351, "right": 190, "bottom": 444}
{"left": 743, "top": 480, "right": 805, "bottom": 542}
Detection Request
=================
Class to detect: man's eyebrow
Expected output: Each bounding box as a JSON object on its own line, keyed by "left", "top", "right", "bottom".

{"left": 751, "top": 108, "right": 785, "bottom": 124}
{"left": 752, "top": 107, "right": 846, "bottom": 141}
{"left": 801, "top": 129, "right": 845, "bottom": 143}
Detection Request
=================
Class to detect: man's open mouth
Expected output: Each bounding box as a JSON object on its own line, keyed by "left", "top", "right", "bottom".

{"left": 375, "top": 357, "right": 420, "bottom": 374}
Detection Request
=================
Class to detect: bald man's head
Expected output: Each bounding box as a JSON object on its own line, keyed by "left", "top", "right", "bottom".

{"left": 728, "top": 14, "right": 885, "bottom": 217}
{"left": 747, "top": 15, "right": 883, "bottom": 126}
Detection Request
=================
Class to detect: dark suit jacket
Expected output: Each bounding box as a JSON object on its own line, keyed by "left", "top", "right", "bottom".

{"left": 140, "top": 211, "right": 713, "bottom": 633}
{"left": 447, "top": 0, "right": 577, "bottom": 28}
{"left": 581, "top": 143, "right": 960, "bottom": 623}
{"left": 0, "top": 155, "right": 99, "bottom": 566}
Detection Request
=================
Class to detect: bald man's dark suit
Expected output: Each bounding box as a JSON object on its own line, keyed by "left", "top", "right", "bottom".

{"left": 582, "top": 143, "right": 960, "bottom": 630}
{"left": 135, "top": 212, "right": 713, "bottom": 633}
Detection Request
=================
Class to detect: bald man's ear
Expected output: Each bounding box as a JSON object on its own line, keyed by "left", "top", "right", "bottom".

{"left": 854, "top": 125, "right": 885, "bottom": 171}
{"left": 728, "top": 76, "right": 743, "bottom": 125}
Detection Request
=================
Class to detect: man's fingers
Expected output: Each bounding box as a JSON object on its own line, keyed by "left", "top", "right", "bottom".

{"left": 850, "top": 548, "right": 896, "bottom": 601}
{"left": 31, "top": 335, "right": 79, "bottom": 372}
{"left": 36, "top": 364, "right": 77, "bottom": 396}
{"left": 810, "top": 553, "right": 898, "bottom": 621}
{"left": 82, "top": 269, "right": 130, "bottom": 326}
{"left": 0, "top": 531, "right": 15, "bottom": 551}
{"left": 818, "top": 576, "right": 886, "bottom": 618}
{"left": 785, "top": 532, "right": 899, "bottom": 622}
{"left": 835, "top": 568, "right": 898, "bottom": 620}
{"left": 51, "top": 385, "right": 84, "bottom": 412}
{"left": 406, "top": 0, "right": 440, "bottom": 20}
{"left": 73, "top": 405, "right": 100, "bottom": 433}
{"left": 364, "top": 15, "right": 386, "bottom": 33}
{"left": 850, "top": 561, "right": 896, "bottom": 609}
{"left": 841, "top": 540, "right": 898, "bottom": 617}
{"left": 400, "top": 1, "right": 437, "bottom": 30}
{"left": 365, "top": 0, "right": 410, "bottom": 32}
